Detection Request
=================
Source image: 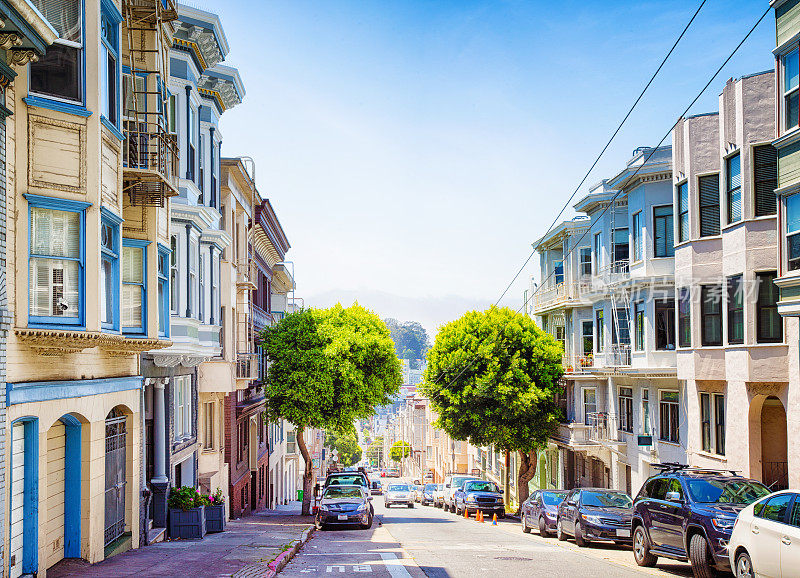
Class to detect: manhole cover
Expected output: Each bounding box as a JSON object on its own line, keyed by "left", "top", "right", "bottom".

{"left": 495, "top": 556, "right": 532, "bottom": 561}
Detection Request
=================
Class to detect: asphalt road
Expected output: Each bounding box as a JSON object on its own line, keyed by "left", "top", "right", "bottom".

{"left": 281, "top": 488, "right": 697, "bottom": 577}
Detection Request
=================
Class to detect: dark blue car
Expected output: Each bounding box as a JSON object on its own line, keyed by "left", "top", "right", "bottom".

{"left": 521, "top": 489, "right": 568, "bottom": 536}
{"left": 631, "top": 466, "right": 770, "bottom": 575}
{"left": 453, "top": 479, "right": 505, "bottom": 517}
{"left": 556, "top": 487, "right": 634, "bottom": 546}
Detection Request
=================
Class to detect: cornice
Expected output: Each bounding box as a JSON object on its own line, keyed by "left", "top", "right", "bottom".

{"left": 14, "top": 328, "right": 170, "bottom": 357}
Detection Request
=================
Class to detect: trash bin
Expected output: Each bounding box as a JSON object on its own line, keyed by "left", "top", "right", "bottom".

{"left": 297, "top": 489, "right": 303, "bottom": 501}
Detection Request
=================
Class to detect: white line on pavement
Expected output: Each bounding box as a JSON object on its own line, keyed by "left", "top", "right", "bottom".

{"left": 379, "top": 552, "right": 412, "bottom": 578}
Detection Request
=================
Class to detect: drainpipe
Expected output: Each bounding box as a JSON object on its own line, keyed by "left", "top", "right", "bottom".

{"left": 185, "top": 223, "right": 192, "bottom": 318}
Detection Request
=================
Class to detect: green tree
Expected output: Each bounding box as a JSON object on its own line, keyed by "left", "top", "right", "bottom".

{"left": 366, "top": 436, "right": 384, "bottom": 467}
{"left": 261, "top": 304, "right": 402, "bottom": 514}
{"left": 419, "top": 306, "right": 563, "bottom": 509}
{"left": 324, "top": 428, "right": 362, "bottom": 467}
{"left": 389, "top": 441, "right": 412, "bottom": 475}
{"left": 384, "top": 318, "right": 430, "bottom": 361}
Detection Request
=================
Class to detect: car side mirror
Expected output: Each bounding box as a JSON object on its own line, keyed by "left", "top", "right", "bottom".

{"left": 665, "top": 491, "right": 681, "bottom": 502}
{"left": 567, "top": 499, "right": 576, "bottom": 506}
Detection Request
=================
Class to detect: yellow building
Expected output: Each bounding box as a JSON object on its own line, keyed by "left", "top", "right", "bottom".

{"left": 2, "top": 0, "right": 176, "bottom": 574}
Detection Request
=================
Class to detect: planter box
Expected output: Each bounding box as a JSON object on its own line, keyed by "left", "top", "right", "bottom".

{"left": 168, "top": 507, "right": 206, "bottom": 539}
{"left": 204, "top": 504, "right": 226, "bottom": 533}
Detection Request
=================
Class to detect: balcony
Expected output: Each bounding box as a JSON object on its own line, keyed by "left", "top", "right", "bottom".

{"left": 552, "top": 422, "right": 597, "bottom": 448}
{"left": 606, "top": 344, "right": 631, "bottom": 367}
{"left": 600, "top": 260, "right": 630, "bottom": 286}
{"left": 562, "top": 354, "right": 595, "bottom": 374}
{"left": 236, "top": 259, "right": 257, "bottom": 290}
{"left": 586, "top": 412, "right": 627, "bottom": 453}
{"left": 252, "top": 304, "right": 273, "bottom": 331}
{"left": 236, "top": 352, "right": 258, "bottom": 380}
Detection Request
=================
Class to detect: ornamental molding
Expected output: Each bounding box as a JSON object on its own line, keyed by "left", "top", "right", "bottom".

{"left": 8, "top": 49, "right": 37, "bottom": 66}
{"left": 14, "top": 328, "right": 171, "bottom": 357}
{"left": 99, "top": 336, "right": 172, "bottom": 357}
{"left": 0, "top": 33, "right": 22, "bottom": 50}
{"left": 150, "top": 352, "right": 209, "bottom": 367}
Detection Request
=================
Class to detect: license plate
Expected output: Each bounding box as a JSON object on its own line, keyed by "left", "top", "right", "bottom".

{"left": 338, "top": 514, "right": 348, "bottom": 521}
{"left": 616, "top": 529, "right": 631, "bottom": 538}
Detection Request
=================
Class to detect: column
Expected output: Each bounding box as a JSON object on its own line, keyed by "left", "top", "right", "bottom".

{"left": 151, "top": 378, "right": 169, "bottom": 527}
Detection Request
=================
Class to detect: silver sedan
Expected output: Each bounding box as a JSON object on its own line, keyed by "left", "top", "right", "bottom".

{"left": 384, "top": 483, "right": 415, "bottom": 508}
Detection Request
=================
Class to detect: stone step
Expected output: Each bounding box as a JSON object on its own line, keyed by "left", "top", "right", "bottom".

{"left": 148, "top": 527, "right": 166, "bottom": 545}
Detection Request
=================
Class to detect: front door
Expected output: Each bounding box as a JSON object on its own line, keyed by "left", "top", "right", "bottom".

{"left": 104, "top": 410, "right": 127, "bottom": 546}
{"left": 10, "top": 422, "right": 26, "bottom": 578}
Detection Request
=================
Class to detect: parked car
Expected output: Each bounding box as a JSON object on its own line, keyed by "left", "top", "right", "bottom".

{"left": 631, "top": 466, "right": 770, "bottom": 576}
{"left": 729, "top": 489, "right": 800, "bottom": 578}
{"left": 388, "top": 469, "right": 400, "bottom": 478}
{"left": 454, "top": 479, "right": 505, "bottom": 518}
{"left": 370, "top": 480, "right": 383, "bottom": 495}
{"left": 556, "top": 488, "right": 634, "bottom": 547}
{"left": 433, "top": 484, "right": 446, "bottom": 507}
{"left": 414, "top": 484, "right": 424, "bottom": 502}
{"left": 422, "top": 483, "right": 437, "bottom": 505}
{"left": 521, "top": 489, "right": 569, "bottom": 536}
{"left": 315, "top": 484, "right": 373, "bottom": 530}
{"left": 324, "top": 471, "right": 369, "bottom": 489}
{"left": 385, "top": 483, "right": 415, "bottom": 508}
{"left": 443, "top": 474, "right": 481, "bottom": 512}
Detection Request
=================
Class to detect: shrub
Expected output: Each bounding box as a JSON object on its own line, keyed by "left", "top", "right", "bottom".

{"left": 168, "top": 486, "right": 202, "bottom": 512}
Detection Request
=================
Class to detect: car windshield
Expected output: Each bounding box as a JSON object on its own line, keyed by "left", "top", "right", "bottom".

{"left": 465, "top": 481, "right": 499, "bottom": 493}
{"left": 327, "top": 475, "right": 366, "bottom": 487}
{"left": 388, "top": 484, "right": 409, "bottom": 491}
{"left": 542, "top": 492, "right": 567, "bottom": 506}
{"left": 324, "top": 487, "right": 363, "bottom": 499}
{"left": 582, "top": 491, "right": 632, "bottom": 508}
{"left": 454, "top": 477, "right": 477, "bottom": 488}
{"left": 425, "top": 484, "right": 437, "bottom": 491}
{"left": 685, "top": 479, "right": 770, "bottom": 505}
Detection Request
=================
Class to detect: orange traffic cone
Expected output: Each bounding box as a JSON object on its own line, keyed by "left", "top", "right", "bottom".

{"left": 464, "top": 507, "right": 469, "bottom": 519}
{"left": 477, "top": 510, "right": 483, "bottom": 522}
{"left": 492, "top": 513, "right": 498, "bottom": 525}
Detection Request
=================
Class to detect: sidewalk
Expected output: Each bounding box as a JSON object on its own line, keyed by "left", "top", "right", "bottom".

{"left": 49, "top": 504, "right": 314, "bottom": 578}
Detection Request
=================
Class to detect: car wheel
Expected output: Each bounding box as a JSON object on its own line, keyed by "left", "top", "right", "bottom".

{"left": 498, "top": 512, "right": 505, "bottom": 519}
{"left": 522, "top": 514, "right": 532, "bottom": 533}
{"left": 735, "top": 551, "right": 754, "bottom": 578}
{"left": 633, "top": 525, "right": 657, "bottom": 567}
{"left": 315, "top": 518, "right": 325, "bottom": 531}
{"left": 408, "top": 503, "right": 414, "bottom": 509}
{"left": 574, "top": 522, "right": 588, "bottom": 547}
{"left": 538, "top": 516, "right": 549, "bottom": 537}
{"left": 689, "top": 534, "right": 715, "bottom": 578}
{"left": 557, "top": 519, "right": 567, "bottom": 541}
{"left": 361, "top": 515, "right": 373, "bottom": 530}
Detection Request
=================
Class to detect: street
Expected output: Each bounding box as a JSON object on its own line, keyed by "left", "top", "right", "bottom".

{"left": 282, "top": 492, "right": 696, "bottom": 577}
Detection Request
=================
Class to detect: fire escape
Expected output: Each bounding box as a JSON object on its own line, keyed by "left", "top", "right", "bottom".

{"left": 122, "top": 0, "right": 179, "bottom": 206}
{"left": 236, "top": 173, "right": 259, "bottom": 384}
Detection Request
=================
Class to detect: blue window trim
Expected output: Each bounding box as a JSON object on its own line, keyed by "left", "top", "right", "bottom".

{"left": 122, "top": 238, "right": 149, "bottom": 336}
{"left": 25, "top": 194, "right": 90, "bottom": 329}
{"left": 100, "top": 116, "right": 124, "bottom": 141}
{"left": 100, "top": 0, "right": 122, "bottom": 132}
{"left": 100, "top": 0, "right": 123, "bottom": 22}
{"left": 60, "top": 414, "right": 82, "bottom": 558}
{"left": 23, "top": 95, "right": 92, "bottom": 117}
{"left": 100, "top": 210, "right": 121, "bottom": 332}
{"left": 157, "top": 242, "right": 170, "bottom": 338}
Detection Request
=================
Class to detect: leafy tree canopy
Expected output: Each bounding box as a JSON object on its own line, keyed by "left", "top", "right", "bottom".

{"left": 384, "top": 318, "right": 430, "bottom": 362}
{"left": 389, "top": 440, "right": 412, "bottom": 463}
{"left": 324, "top": 428, "right": 362, "bottom": 468}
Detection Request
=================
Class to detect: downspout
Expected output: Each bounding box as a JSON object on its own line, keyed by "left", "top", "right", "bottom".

{"left": 210, "top": 245, "right": 215, "bottom": 325}
{"left": 185, "top": 223, "right": 192, "bottom": 318}
{"left": 185, "top": 85, "right": 192, "bottom": 180}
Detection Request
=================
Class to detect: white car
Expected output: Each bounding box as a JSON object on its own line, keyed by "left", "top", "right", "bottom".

{"left": 442, "top": 474, "right": 480, "bottom": 513}
{"left": 729, "top": 489, "right": 800, "bottom": 577}
{"left": 384, "top": 483, "right": 415, "bottom": 508}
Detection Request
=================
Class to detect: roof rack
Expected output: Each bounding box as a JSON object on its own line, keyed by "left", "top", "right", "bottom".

{"left": 652, "top": 462, "right": 740, "bottom": 476}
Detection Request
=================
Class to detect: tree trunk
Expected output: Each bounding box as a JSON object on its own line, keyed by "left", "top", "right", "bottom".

{"left": 516, "top": 450, "right": 538, "bottom": 514}
{"left": 296, "top": 426, "right": 314, "bottom": 516}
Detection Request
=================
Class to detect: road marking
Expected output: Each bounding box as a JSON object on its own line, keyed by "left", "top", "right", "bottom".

{"left": 379, "top": 553, "right": 412, "bottom": 578}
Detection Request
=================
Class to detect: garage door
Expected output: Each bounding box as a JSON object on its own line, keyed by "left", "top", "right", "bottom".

{"left": 45, "top": 422, "right": 66, "bottom": 569}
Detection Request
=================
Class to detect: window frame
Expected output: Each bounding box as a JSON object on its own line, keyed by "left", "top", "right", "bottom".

{"left": 100, "top": 208, "right": 122, "bottom": 332}
{"left": 698, "top": 173, "right": 721, "bottom": 237}
{"left": 581, "top": 320, "right": 593, "bottom": 356}
{"left": 678, "top": 287, "right": 691, "bottom": 348}
{"left": 634, "top": 301, "right": 645, "bottom": 351}
{"left": 726, "top": 274, "right": 744, "bottom": 345}
{"left": 173, "top": 375, "right": 192, "bottom": 441}
{"left": 700, "top": 392, "right": 712, "bottom": 453}
{"left": 783, "top": 47, "right": 799, "bottom": 133}
{"left": 632, "top": 211, "right": 642, "bottom": 262}
{"left": 618, "top": 387, "right": 633, "bottom": 434}
{"left": 26, "top": 194, "right": 90, "bottom": 329}
{"left": 593, "top": 232, "right": 602, "bottom": 274}
{"left": 677, "top": 182, "right": 689, "bottom": 243}
{"left": 100, "top": 0, "right": 122, "bottom": 130}
{"left": 701, "top": 284, "right": 723, "bottom": 346}
{"left": 157, "top": 243, "right": 170, "bottom": 338}
{"left": 753, "top": 144, "right": 778, "bottom": 217}
{"left": 726, "top": 152, "right": 742, "bottom": 225}
{"left": 641, "top": 389, "right": 650, "bottom": 436}
{"left": 655, "top": 299, "right": 676, "bottom": 350}
{"left": 582, "top": 387, "right": 597, "bottom": 426}
{"left": 756, "top": 271, "right": 783, "bottom": 344}
{"left": 658, "top": 389, "right": 680, "bottom": 444}
{"left": 121, "top": 238, "right": 149, "bottom": 335}
{"left": 579, "top": 247, "right": 591, "bottom": 278}
{"left": 787, "top": 193, "right": 800, "bottom": 272}
{"left": 170, "top": 235, "right": 179, "bottom": 314}
{"left": 203, "top": 401, "right": 214, "bottom": 450}
{"left": 595, "top": 308, "right": 604, "bottom": 352}
{"left": 653, "top": 204, "right": 674, "bottom": 257}
{"left": 714, "top": 394, "right": 725, "bottom": 456}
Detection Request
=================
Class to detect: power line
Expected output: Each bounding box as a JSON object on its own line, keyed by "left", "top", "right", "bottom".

{"left": 430, "top": 4, "right": 772, "bottom": 395}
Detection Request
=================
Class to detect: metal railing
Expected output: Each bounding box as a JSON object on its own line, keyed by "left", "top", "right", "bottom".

{"left": 553, "top": 422, "right": 595, "bottom": 446}
{"left": 235, "top": 352, "right": 258, "bottom": 379}
{"left": 123, "top": 123, "right": 179, "bottom": 183}
{"left": 562, "top": 354, "right": 595, "bottom": 374}
{"left": 586, "top": 412, "right": 621, "bottom": 443}
{"left": 606, "top": 344, "right": 631, "bottom": 366}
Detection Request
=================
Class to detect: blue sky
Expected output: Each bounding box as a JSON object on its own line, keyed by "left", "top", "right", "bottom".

{"left": 213, "top": 0, "right": 776, "bottom": 336}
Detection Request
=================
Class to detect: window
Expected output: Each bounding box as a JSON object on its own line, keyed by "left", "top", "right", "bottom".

{"left": 28, "top": 197, "right": 88, "bottom": 326}
{"left": 632, "top": 211, "right": 642, "bottom": 261}
{"left": 618, "top": 387, "right": 633, "bottom": 433}
{"left": 754, "top": 145, "right": 777, "bottom": 217}
{"left": 189, "top": 239, "right": 197, "bottom": 318}
{"left": 122, "top": 240, "right": 147, "bottom": 334}
{"left": 653, "top": 205, "right": 674, "bottom": 257}
{"left": 757, "top": 272, "right": 782, "bottom": 343}
{"left": 100, "top": 7, "right": 120, "bottom": 126}
{"left": 100, "top": 213, "right": 120, "bottom": 331}
{"left": 659, "top": 390, "right": 679, "bottom": 443}
{"left": 700, "top": 393, "right": 712, "bottom": 452}
{"left": 199, "top": 135, "right": 205, "bottom": 199}
{"left": 237, "top": 422, "right": 247, "bottom": 463}
{"left": 199, "top": 251, "right": 205, "bottom": 323}
{"left": 677, "top": 183, "right": 689, "bottom": 242}
{"left": 655, "top": 299, "right": 675, "bottom": 350}
{"left": 188, "top": 105, "right": 197, "bottom": 181}
{"left": 787, "top": 193, "right": 800, "bottom": 271}
{"left": 157, "top": 245, "right": 169, "bottom": 337}
{"left": 701, "top": 285, "right": 723, "bottom": 346}
{"left": 174, "top": 375, "right": 192, "bottom": 440}
{"left": 204, "top": 402, "right": 214, "bottom": 449}
{"left": 678, "top": 288, "right": 691, "bottom": 348}
{"left": 641, "top": 390, "right": 650, "bottom": 435}
{"left": 30, "top": 0, "right": 82, "bottom": 102}
{"left": 726, "top": 153, "right": 742, "bottom": 224}
{"left": 167, "top": 94, "right": 177, "bottom": 134}
{"left": 612, "top": 228, "right": 629, "bottom": 266}
{"left": 122, "top": 73, "right": 145, "bottom": 118}
{"left": 211, "top": 250, "right": 219, "bottom": 325}
{"left": 579, "top": 248, "right": 591, "bottom": 278}
{"left": 698, "top": 174, "right": 720, "bottom": 237}
{"left": 170, "top": 235, "right": 179, "bottom": 313}
{"left": 594, "top": 232, "right": 602, "bottom": 273}
{"left": 582, "top": 320, "right": 593, "bottom": 356}
{"left": 553, "top": 260, "right": 564, "bottom": 285}
{"left": 596, "top": 309, "right": 604, "bottom": 351}
{"left": 784, "top": 48, "right": 799, "bottom": 131}
{"left": 583, "top": 388, "right": 596, "bottom": 426}
{"left": 611, "top": 305, "right": 629, "bottom": 346}
{"left": 634, "top": 301, "right": 645, "bottom": 351}
{"left": 714, "top": 394, "right": 725, "bottom": 456}
{"left": 727, "top": 274, "right": 744, "bottom": 345}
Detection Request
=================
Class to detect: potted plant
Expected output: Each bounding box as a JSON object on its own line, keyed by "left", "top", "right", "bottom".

{"left": 204, "top": 488, "right": 227, "bottom": 533}
{"left": 168, "top": 486, "right": 207, "bottom": 539}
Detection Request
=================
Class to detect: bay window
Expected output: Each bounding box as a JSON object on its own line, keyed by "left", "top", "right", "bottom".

{"left": 726, "top": 274, "right": 744, "bottom": 345}
{"left": 634, "top": 301, "right": 644, "bottom": 351}
{"left": 678, "top": 287, "right": 691, "bottom": 348}
{"left": 100, "top": 210, "right": 122, "bottom": 331}
{"left": 27, "top": 195, "right": 89, "bottom": 327}
{"left": 170, "top": 235, "right": 179, "bottom": 313}
{"left": 677, "top": 182, "right": 689, "bottom": 242}
{"left": 30, "top": 0, "right": 82, "bottom": 103}
{"left": 579, "top": 247, "right": 591, "bottom": 278}
{"left": 596, "top": 309, "right": 604, "bottom": 352}
{"left": 655, "top": 299, "right": 675, "bottom": 350}
{"left": 158, "top": 244, "right": 170, "bottom": 338}
{"left": 754, "top": 145, "right": 777, "bottom": 217}
{"left": 659, "top": 390, "right": 680, "bottom": 443}
{"left": 632, "top": 211, "right": 642, "bottom": 261}
{"left": 787, "top": 193, "right": 800, "bottom": 271}
{"left": 756, "top": 271, "right": 782, "bottom": 343}
{"left": 174, "top": 375, "right": 192, "bottom": 440}
{"left": 700, "top": 393, "right": 712, "bottom": 452}
{"left": 698, "top": 174, "right": 720, "bottom": 237}
{"left": 122, "top": 239, "right": 148, "bottom": 334}
{"left": 654, "top": 205, "right": 674, "bottom": 257}
{"left": 701, "top": 284, "right": 723, "bottom": 346}
{"left": 594, "top": 232, "right": 602, "bottom": 273}
{"left": 100, "top": 4, "right": 121, "bottom": 128}
{"left": 726, "top": 153, "right": 742, "bottom": 224}
{"left": 199, "top": 250, "right": 205, "bottom": 322}
{"left": 188, "top": 105, "right": 196, "bottom": 181}
{"left": 618, "top": 387, "right": 633, "bottom": 433}
{"left": 189, "top": 239, "right": 197, "bottom": 318}
{"left": 784, "top": 48, "right": 799, "bottom": 132}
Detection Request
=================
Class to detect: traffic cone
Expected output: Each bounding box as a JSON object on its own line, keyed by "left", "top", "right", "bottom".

{"left": 464, "top": 507, "right": 469, "bottom": 519}
{"left": 492, "top": 514, "right": 497, "bottom": 525}
{"left": 477, "top": 510, "right": 483, "bottom": 523}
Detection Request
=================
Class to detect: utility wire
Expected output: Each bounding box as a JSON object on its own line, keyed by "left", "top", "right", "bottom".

{"left": 431, "top": 4, "right": 772, "bottom": 394}
{"left": 494, "top": 0, "right": 707, "bottom": 306}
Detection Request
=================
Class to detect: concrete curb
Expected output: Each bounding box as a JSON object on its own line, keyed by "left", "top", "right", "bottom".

{"left": 266, "top": 524, "right": 315, "bottom": 577}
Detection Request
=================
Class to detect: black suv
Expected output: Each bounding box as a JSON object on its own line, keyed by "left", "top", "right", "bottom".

{"left": 632, "top": 464, "right": 770, "bottom": 576}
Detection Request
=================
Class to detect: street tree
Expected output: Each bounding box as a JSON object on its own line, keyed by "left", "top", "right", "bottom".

{"left": 324, "top": 428, "right": 362, "bottom": 467}
{"left": 389, "top": 440, "right": 412, "bottom": 475}
{"left": 261, "top": 304, "right": 402, "bottom": 514}
{"left": 366, "top": 437, "right": 384, "bottom": 467}
{"left": 419, "top": 306, "right": 563, "bottom": 509}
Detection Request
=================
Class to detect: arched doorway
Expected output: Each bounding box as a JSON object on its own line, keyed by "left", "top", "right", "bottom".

{"left": 760, "top": 396, "right": 788, "bottom": 490}
{"left": 104, "top": 408, "right": 127, "bottom": 547}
